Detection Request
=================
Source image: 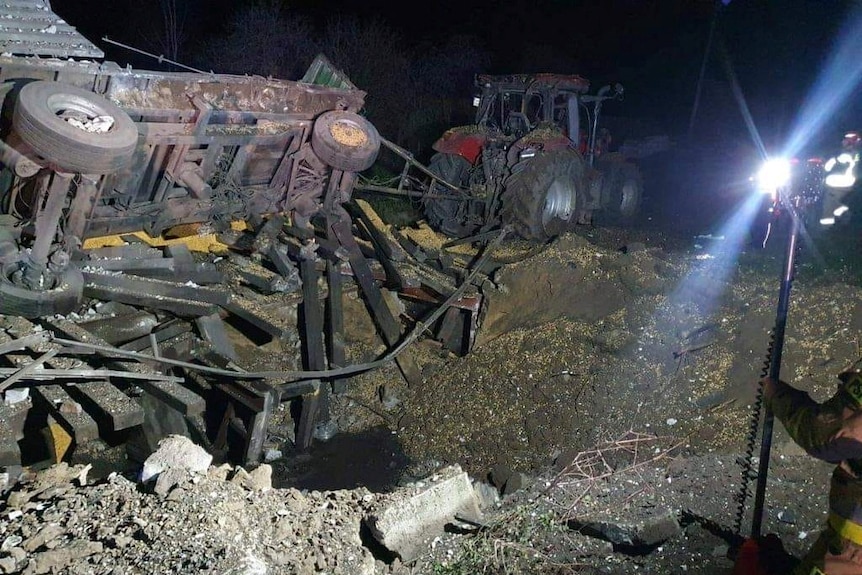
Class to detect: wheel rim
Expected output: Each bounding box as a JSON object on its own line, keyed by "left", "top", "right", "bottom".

{"left": 541, "top": 177, "right": 575, "bottom": 230}
{"left": 329, "top": 118, "right": 369, "bottom": 148}
{"left": 619, "top": 179, "right": 639, "bottom": 217}
{"left": 47, "top": 93, "right": 116, "bottom": 133}
{"left": 4, "top": 262, "right": 59, "bottom": 291}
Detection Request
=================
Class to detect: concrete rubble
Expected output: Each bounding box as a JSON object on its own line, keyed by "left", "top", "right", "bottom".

{"left": 364, "top": 464, "right": 483, "bottom": 562}
{"left": 141, "top": 434, "right": 213, "bottom": 483}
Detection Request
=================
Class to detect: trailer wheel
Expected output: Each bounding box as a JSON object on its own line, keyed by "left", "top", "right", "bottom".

{"left": 500, "top": 151, "right": 585, "bottom": 241}
{"left": 311, "top": 111, "right": 381, "bottom": 172}
{"left": 423, "top": 153, "right": 480, "bottom": 237}
{"left": 597, "top": 159, "right": 643, "bottom": 225}
{"left": 0, "top": 264, "right": 83, "bottom": 318}
{"left": 13, "top": 81, "right": 138, "bottom": 174}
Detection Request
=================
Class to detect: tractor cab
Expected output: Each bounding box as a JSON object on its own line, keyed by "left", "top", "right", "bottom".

{"left": 473, "top": 73, "right": 591, "bottom": 146}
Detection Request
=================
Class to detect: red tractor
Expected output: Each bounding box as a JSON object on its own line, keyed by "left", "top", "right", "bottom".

{"left": 422, "top": 73, "right": 644, "bottom": 241}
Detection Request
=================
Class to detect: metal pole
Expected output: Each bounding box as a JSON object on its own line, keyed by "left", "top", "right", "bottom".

{"left": 750, "top": 200, "right": 801, "bottom": 538}
{"left": 688, "top": 1, "right": 722, "bottom": 136}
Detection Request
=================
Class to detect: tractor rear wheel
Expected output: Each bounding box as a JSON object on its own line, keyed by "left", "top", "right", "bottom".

{"left": 423, "top": 153, "right": 480, "bottom": 237}
{"left": 500, "top": 151, "right": 584, "bottom": 241}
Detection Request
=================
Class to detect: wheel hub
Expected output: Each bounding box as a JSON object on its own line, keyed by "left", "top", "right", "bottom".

{"left": 6, "top": 261, "right": 58, "bottom": 292}
{"left": 541, "top": 177, "right": 575, "bottom": 230}
{"left": 619, "top": 180, "right": 639, "bottom": 217}
{"left": 330, "top": 120, "right": 368, "bottom": 148}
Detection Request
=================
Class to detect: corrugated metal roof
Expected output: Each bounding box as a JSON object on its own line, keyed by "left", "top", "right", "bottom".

{"left": 0, "top": 0, "right": 103, "bottom": 59}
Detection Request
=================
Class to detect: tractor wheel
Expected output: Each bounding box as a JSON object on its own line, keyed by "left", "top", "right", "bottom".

{"left": 500, "top": 151, "right": 585, "bottom": 241}
{"left": 597, "top": 159, "right": 643, "bottom": 225}
{"left": 423, "top": 152, "right": 481, "bottom": 237}
{"left": 311, "top": 111, "right": 381, "bottom": 172}
{"left": 13, "top": 81, "right": 138, "bottom": 174}
{"left": 0, "top": 264, "right": 83, "bottom": 318}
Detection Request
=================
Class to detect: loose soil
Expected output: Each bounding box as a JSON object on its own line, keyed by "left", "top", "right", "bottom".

{"left": 2, "top": 213, "right": 862, "bottom": 574}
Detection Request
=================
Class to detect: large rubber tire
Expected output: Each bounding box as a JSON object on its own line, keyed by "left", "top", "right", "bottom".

{"left": 597, "top": 159, "right": 643, "bottom": 225}
{"left": 500, "top": 151, "right": 585, "bottom": 241}
{"left": 12, "top": 81, "right": 138, "bottom": 174}
{"left": 423, "top": 153, "right": 480, "bottom": 237}
{"left": 311, "top": 111, "right": 381, "bottom": 172}
{"left": 0, "top": 265, "right": 83, "bottom": 318}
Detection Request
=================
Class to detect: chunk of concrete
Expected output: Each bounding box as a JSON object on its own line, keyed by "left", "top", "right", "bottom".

{"left": 248, "top": 464, "right": 272, "bottom": 492}
{"left": 364, "top": 464, "right": 482, "bottom": 562}
{"left": 141, "top": 435, "right": 211, "bottom": 483}
{"left": 153, "top": 467, "right": 190, "bottom": 497}
{"left": 228, "top": 464, "right": 272, "bottom": 492}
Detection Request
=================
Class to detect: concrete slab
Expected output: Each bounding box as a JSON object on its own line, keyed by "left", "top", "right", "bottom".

{"left": 364, "top": 464, "right": 482, "bottom": 562}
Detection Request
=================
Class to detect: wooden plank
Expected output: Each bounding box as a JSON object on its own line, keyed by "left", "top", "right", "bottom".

{"left": 82, "top": 257, "right": 224, "bottom": 285}
{"left": 0, "top": 417, "right": 21, "bottom": 465}
{"left": 195, "top": 313, "right": 238, "bottom": 362}
{"left": 140, "top": 379, "right": 206, "bottom": 417}
{"left": 0, "top": 23, "right": 77, "bottom": 34}
{"left": 296, "top": 256, "right": 325, "bottom": 449}
{"left": 83, "top": 284, "right": 219, "bottom": 317}
{"left": 86, "top": 245, "right": 164, "bottom": 260}
{"left": 326, "top": 257, "right": 347, "bottom": 394}
{"left": 33, "top": 385, "right": 100, "bottom": 443}
{"left": 436, "top": 306, "right": 466, "bottom": 355}
{"left": 43, "top": 318, "right": 206, "bottom": 417}
{"left": 245, "top": 382, "right": 279, "bottom": 465}
{"left": 72, "top": 381, "right": 144, "bottom": 431}
{"left": 222, "top": 297, "right": 285, "bottom": 339}
{"left": 81, "top": 271, "right": 231, "bottom": 306}
{"left": 331, "top": 211, "right": 422, "bottom": 386}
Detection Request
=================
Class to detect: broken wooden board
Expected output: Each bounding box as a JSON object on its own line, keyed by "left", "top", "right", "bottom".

{"left": 43, "top": 318, "right": 206, "bottom": 417}
{"left": 195, "top": 313, "right": 239, "bottom": 363}
{"left": 82, "top": 271, "right": 227, "bottom": 317}
{"left": 32, "top": 385, "right": 100, "bottom": 444}
{"left": 82, "top": 242, "right": 224, "bottom": 284}
{"left": 3, "top": 317, "right": 146, "bottom": 434}
{"left": 221, "top": 297, "right": 286, "bottom": 340}
{"left": 72, "top": 380, "right": 144, "bottom": 432}
{"left": 0, "top": 401, "right": 30, "bottom": 465}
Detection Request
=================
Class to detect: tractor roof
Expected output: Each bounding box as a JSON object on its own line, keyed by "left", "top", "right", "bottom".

{"left": 475, "top": 73, "right": 590, "bottom": 94}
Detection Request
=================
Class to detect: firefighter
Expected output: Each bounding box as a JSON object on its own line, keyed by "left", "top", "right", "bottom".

{"left": 820, "top": 131, "right": 860, "bottom": 226}
{"left": 761, "top": 368, "right": 862, "bottom": 574}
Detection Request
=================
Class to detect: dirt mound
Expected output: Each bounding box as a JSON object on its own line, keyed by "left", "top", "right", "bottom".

{"left": 386, "top": 229, "right": 862, "bottom": 480}
{"left": 3, "top": 224, "right": 861, "bottom": 574}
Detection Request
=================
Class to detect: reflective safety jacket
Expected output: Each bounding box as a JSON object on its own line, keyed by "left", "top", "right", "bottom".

{"left": 768, "top": 373, "right": 862, "bottom": 544}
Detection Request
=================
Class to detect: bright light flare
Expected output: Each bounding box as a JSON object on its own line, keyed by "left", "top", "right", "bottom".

{"left": 756, "top": 158, "right": 792, "bottom": 193}
{"left": 782, "top": 6, "right": 862, "bottom": 159}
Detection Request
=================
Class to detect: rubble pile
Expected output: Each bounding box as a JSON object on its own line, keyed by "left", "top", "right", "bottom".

{"left": 1, "top": 221, "right": 861, "bottom": 574}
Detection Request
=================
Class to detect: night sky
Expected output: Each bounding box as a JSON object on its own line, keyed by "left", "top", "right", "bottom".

{"left": 49, "top": 0, "right": 862, "bottom": 150}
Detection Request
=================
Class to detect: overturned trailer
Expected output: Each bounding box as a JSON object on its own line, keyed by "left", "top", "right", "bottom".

{"left": 0, "top": 1, "right": 485, "bottom": 471}
{"left": 0, "top": 12, "right": 381, "bottom": 316}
